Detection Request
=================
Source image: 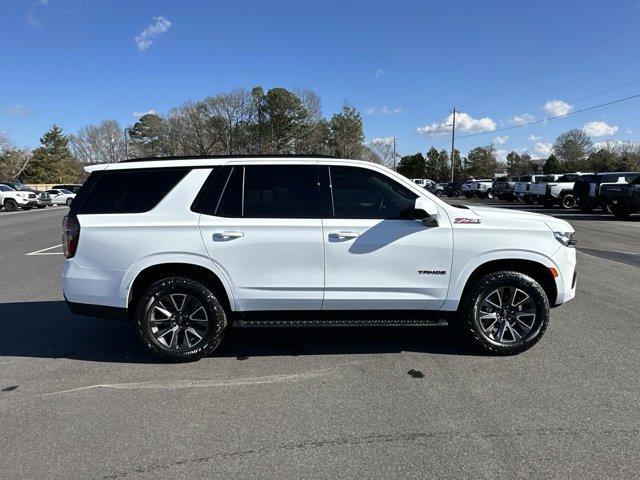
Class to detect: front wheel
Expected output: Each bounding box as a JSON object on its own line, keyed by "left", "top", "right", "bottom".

{"left": 135, "top": 277, "right": 227, "bottom": 361}
{"left": 4, "top": 199, "right": 18, "bottom": 211}
{"left": 486, "top": 190, "right": 495, "bottom": 200}
{"left": 453, "top": 190, "right": 461, "bottom": 198}
{"left": 457, "top": 271, "right": 550, "bottom": 355}
{"left": 435, "top": 190, "right": 443, "bottom": 197}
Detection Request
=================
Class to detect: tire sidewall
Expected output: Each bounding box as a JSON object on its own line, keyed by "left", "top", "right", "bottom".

{"left": 461, "top": 271, "right": 550, "bottom": 355}
{"left": 135, "top": 277, "right": 227, "bottom": 361}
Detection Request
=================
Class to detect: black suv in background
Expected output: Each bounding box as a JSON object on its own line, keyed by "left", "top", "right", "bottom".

{"left": 573, "top": 172, "right": 640, "bottom": 212}
{"left": 601, "top": 176, "right": 640, "bottom": 219}
{"left": 444, "top": 180, "right": 464, "bottom": 197}
{"left": 493, "top": 176, "right": 517, "bottom": 201}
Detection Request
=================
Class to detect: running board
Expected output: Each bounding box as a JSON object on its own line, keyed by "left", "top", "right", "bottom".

{"left": 236, "top": 318, "right": 449, "bottom": 328}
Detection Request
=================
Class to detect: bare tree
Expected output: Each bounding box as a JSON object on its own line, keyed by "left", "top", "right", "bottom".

{"left": 0, "top": 134, "right": 31, "bottom": 181}
{"left": 369, "top": 137, "right": 395, "bottom": 167}
{"left": 69, "top": 120, "right": 126, "bottom": 163}
{"left": 203, "top": 88, "right": 256, "bottom": 154}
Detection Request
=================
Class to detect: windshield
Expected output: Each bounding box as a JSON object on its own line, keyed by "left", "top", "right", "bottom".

{"left": 557, "top": 174, "right": 578, "bottom": 182}
{"left": 58, "top": 189, "right": 72, "bottom": 194}
{"left": 0, "top": 185, "right": 14, "bottom": 192}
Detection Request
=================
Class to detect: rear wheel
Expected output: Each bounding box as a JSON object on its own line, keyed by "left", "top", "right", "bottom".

{"left": 560, "top": 194, "right": 576, "bottom": 210}
{"left": 4, "top": 199, "right": 18, "bottom": 211}
{"left": 610, "top": 205, "right": 631, "bottom": 219}
{"left": 136, "top": 277, "right": 227, "bottom": 361}
{"left": 457, "top": 271, "right": 550, "bottom": 355}
{"left": 453, "top": 190, "right": 461, "bottom": 198}
{"left": 486, "top": 190, "right": 495, "bottom": 200}
{"left": 435, "top": 190, "right": 443, "bottom": 197}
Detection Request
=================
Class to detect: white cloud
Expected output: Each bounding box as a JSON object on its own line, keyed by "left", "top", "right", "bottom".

{"left": 417, "top": 112, "right": 496, "bottom": 137}
{"left": 5, "top": 105, "right": 31, "bottom": 117}
{"left": 493, "top": 135, "right": 509, "bottom": 144}
{"left": 495, "top": 149, "right": 509, "bottom": 161}
{"left": 370, "top": 137, "right": 394, "bottom": 145}
{"left": 534, "top": 142, "right": 553, "bottom": 156}
{"left": 583, "top": 121, "right": 618, "bottom": 137}
{"left": 527, "top": 134, "right": 541, "bottom": 141}
{"left": 543, "top": 99, "right": 573, "bottom": 116}
{"left": 509, "top": 113, "right": 535, "bottom": 125}
{"left": 365, "top": 106, "right": 402, "bottom": 115}
{"left": 135, "top": 16, "right": 172, "bottom": 51}
{"left": 626, "top": 129, "right": 634, "bottom": 135}
{"left": 132, "top": 109, "right": 157, "bottom": 118}
{"left": 375, "top": 69, "right": 387, "bottom": 79}
{"left": 26, "top": 0, "right": 50, "bottom": 27}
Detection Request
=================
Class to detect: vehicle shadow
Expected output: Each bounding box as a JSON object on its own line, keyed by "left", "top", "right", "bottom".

{"left": 0, "top": 301, "right": 477, "bottom": 363}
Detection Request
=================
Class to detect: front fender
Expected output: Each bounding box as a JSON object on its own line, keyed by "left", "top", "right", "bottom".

{"left": 441, "top": 248, "right": 562, "bottom": 311}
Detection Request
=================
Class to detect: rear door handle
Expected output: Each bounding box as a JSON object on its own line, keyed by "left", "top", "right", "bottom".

{"left": 212, "top": 231, "right": 244, "bottom": 240}
{"left": 329, "top": 231, "right": 360, "bottom": 240}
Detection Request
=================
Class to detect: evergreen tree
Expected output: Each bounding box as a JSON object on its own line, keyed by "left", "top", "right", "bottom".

{"left": 396, "top": 153, "right": 426, "bottom": 178}
{"left": 329, "top": 104, "right": 365, "bottom": 159}
{"left": 543, "top": 154, "right": 560, "bottom": 174}
{"left": 24, "top": 125, "right": 81, "bottom": 183}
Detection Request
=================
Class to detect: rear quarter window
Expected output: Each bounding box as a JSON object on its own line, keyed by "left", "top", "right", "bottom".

{"left": 74, "top": 168, "right": 190, "bottom": 214}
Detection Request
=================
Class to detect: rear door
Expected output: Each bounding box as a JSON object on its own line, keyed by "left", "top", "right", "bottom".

{"left": 197, "top": 163, "right": 325, "bottom": 311}
{"left": 320, "top": 164, "right": 453, "bottom": 311}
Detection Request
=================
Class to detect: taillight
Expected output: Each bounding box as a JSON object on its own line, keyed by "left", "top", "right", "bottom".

{"left": 62, "top": 215, "right": 80, "bottom": 258}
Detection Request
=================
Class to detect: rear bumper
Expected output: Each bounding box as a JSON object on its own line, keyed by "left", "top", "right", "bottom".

{"left": 65, "top": 297, "right": 127, "bottom": 321}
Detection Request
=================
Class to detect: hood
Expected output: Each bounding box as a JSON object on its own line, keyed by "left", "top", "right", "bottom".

{"left": 463, "top": 205, "right": 574, "bottom": 232}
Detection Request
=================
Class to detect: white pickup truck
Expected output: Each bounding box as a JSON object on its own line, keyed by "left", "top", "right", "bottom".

{"left": 529, "top": 175, "right": 562, "bottom": 204}
{"left": 532, "top": 173, "right": 589, "bottom": 209}
{"left": 514, "top": 175, "right": 543, "bottom": 203}
{"left": 0, "top": 184, "right": 38, "bottom": 211}
{"left": 462, "top": 179, "right": 493, "bottom": 198}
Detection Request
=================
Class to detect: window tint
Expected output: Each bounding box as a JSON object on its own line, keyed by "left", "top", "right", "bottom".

{"left": 557, "top": 174, "right": 578, "bottom": 182}
{"left": 243, "top": 165, "right": 317, "bottom": 218}
{"left": 76, "top": 168, "right": 189, "bottom": 214}
{"left": 329, "top": 166, "right": 418, "bottom": 219}
{"left": 0, "top": 185, "right": 12, "bottom": 192}
{"left": 190, "top": 166, "right": 225, "bottom": 215}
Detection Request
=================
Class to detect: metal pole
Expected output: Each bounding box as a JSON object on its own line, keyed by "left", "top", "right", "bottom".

{"left": 393, "top": 137, "right": 396, "bottom": 171}
{"left": 124, "top": 128, "right": 128, "bottom": 159}
{"left": 450, "top": 107, "right": 456, "bottom": 182}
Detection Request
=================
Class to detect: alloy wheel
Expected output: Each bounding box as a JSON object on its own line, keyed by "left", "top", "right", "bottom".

{"left": 475, "top": 286, "right": 538, "bottom": 345}
{"left": 147, "top": 293, "right": 210, "bottom": 350}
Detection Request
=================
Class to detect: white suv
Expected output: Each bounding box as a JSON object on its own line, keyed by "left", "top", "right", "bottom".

{"left": 62, "top": 156, "right": 577, "bottom": 361}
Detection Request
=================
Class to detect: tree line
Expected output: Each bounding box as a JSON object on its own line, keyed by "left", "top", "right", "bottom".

{"left": 0, "top": 86, "right": 371, "bottom": 183}
{"left": 397, "top": 129, "right": 640, "bottom": 181}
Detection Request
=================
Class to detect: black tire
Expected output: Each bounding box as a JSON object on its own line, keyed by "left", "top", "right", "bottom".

{"left": 524, "top": 195, "right": 533, "bottom": 205}
{"left": 560, "top": 194, "right": 576, "bottom": 210}
{"left": 4, "top": 199, "right": 18, "bottom": 211}
{"left": 486, "top": 190, "right": 495, "bottom": 200}
{"left": 435, "top": 190, "right": 443, "bottom": 197}
{"left": 457, "top": 271, "right": 550, "bottom": 355}
{"left": 453, "top": 190, "right": 461, "bottom": 198}
{"left": 135, "top": 277, "right": 227, "bottom": 362}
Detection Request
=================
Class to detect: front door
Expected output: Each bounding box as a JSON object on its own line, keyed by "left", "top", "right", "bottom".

{"left": 320, "top": 165, "right": 453, "bottom": 311}
{"left": 198, "top": 163, "right": 324, "bottom": 311}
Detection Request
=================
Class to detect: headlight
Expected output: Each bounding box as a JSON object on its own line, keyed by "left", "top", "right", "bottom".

{"left": 554, "top": 231, "right": 576, "bottom": 247}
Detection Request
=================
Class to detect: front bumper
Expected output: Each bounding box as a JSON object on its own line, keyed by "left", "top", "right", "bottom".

{"left": 552, "top": 245, "right": 577, "bottom": 306}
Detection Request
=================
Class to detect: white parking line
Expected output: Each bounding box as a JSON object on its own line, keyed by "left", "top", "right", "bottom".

{"left": 0, "top": 206, "right": 67, "bottom": 216}
{"left": 25, "top": 244, "right": 64, "bottom": 256}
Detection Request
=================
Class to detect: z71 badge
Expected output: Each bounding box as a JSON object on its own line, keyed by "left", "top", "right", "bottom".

{"left": 454, "top": 217, "right": 481, "bottom": 224}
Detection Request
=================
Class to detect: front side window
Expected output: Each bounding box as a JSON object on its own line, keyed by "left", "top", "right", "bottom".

{"left": 328, "top": 166, "right": 418, "bottom": 219}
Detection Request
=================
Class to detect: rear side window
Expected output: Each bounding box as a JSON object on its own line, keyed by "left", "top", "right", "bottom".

{"left": 329, "top": 166, "right": 417, "bottom": 219}
{"left": 76, "top": 168, "right": 190, "bottom": 214}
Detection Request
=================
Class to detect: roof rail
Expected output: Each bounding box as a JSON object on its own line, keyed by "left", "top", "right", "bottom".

{"left": 120, "top": 154, "right": 338, "bottom": 163}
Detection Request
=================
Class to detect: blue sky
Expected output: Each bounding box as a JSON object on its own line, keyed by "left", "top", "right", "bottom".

{"left": 2, "top": 0, "right": 640, "bottom": 159}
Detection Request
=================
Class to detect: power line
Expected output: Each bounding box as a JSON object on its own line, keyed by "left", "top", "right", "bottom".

{"left": 454, "top": 93, "right": 640, "bottom": 141}
{"left": 461, "top": 21, "right": 640, "bottom": 109}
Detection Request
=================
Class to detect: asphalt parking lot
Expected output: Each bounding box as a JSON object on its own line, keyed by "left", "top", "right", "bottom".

{"left": 1, "top": 202, "right": 639, "bottom": 479}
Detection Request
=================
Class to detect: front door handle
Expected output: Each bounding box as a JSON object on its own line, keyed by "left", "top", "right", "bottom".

{"left": 212, "top": 231, "right": 244, "bottom": 240}
{"left": 329, "top": 231, "right": 360, "bottom": 240}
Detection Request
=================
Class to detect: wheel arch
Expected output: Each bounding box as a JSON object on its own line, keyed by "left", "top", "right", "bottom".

{"left": 127, "top": 262, "right": 234, "bottom": 320}
{"left": 461, "top": 259, "right": 557, "bottom": 308}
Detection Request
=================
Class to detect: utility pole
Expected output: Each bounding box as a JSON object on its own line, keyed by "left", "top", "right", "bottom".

{"left": 392, "top": 137, "right": 396, "bottom": 171}
{"left": 450, "top": 107, "right": 456, "bottom": 182}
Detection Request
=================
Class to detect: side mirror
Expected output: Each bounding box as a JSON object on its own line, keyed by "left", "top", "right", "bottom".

{"left": 414, "top": 197, "right": 439, "bottom": 227}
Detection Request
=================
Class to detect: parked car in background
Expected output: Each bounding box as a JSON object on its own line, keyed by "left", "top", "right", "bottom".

{"left": 529, "top": 174, "right": 562, "bottom": 204}
{"left": 444, "top": 180, "right": 464, "bottom": 197}
{"left": 0, "top": 182, "right": 52, "bottom": 208}
{"left": 411, "top": 178, "right": 435, "bottom": 189}
{"left": 0, "top": 184, "right": 38, "bottom": 211}
{"left": 535, "top": 173, "right": 589, "bottom": 209}
{"left": 493, "top": 176, "right": 518, "bottom": 201}
{"left": 461, "top": 178, "right": 477, "bottom": 197}
{"left": 573, "top": 172, "right": 640, "bottom": 212}
{"left": 52, "top": 184, "right": 83, "bottom": 194}
{"left": 513, "top": 175, "right": 543, "bottom": 203}
{"left": 62, "top": 155, "right": 577, "bottom": 360}
{"left": 45, "top": 188, "right": 76, "bottom": 206}
{"left": 601, "top": 175, "right": 640, "bottom": 219}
